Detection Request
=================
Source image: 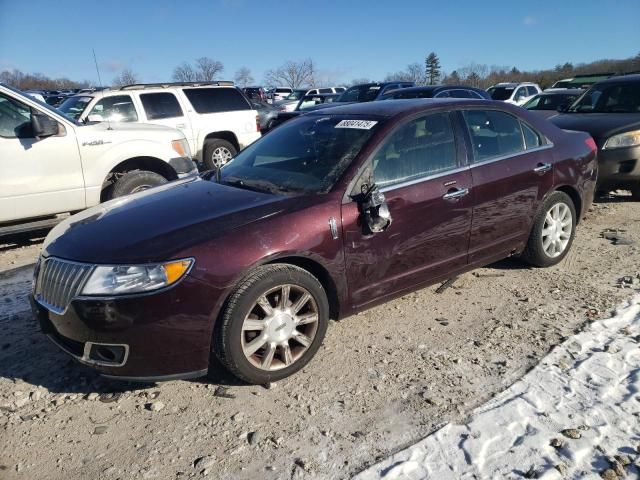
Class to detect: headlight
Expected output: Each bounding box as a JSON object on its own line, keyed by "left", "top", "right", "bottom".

{"left": 171, "top": 138, "right": 191, "bottom": 158}
{"left": 82, "top": 259, "right": 193, "bottom": 296}
{"left": 603, "top": 130, "right": 640, "bottom": 150}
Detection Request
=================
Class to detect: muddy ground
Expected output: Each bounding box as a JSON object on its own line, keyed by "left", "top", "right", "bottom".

{"left": 1, "top": 193, "right": 638, "bottom": 480}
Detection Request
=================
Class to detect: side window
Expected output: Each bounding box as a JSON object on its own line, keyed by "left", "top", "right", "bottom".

{"left": 451, "top": 90, "right": 472, "bottom": 98}
{"left": 521, "top": 121, "right": 542, "bottom": 149}
{"left": 514, "top": 87, "right": 527, "bottom": 101}
{"left": 0, "top": 94, "right": 33, "bottom": 138}
{"left": 372, "top": 112, "right": 457, "bottom": 187}
{"left": 434, "top": 90, "right": 451, "bottom": 98}
{"left": 319, "top": 88, "right": 333, "bottom": 94}
{"left": 527, "top": 86, "right": 538, "bottom": 96}
{"left": 140, "top": 92, "right": 183, "bottom": 120}
{"left": 88, "top": 95, "right": 138, "bottom": 122}
{"left": 462, "top": 110, "right": 525, "bottom": 162}
{"left": 182, "top": 88, "right": 251, "bottom": 113}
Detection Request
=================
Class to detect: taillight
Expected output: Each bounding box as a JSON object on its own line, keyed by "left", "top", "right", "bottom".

{"left": 256, "top": 114, "right": 260, "bottom": 132}
{"left": 585, "top": 137, "right": 597, "bottom": 152}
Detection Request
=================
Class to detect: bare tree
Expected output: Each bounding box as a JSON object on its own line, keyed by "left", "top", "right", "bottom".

{"left": 195, "top": 57, "right": 224, "bottom": 81}
{"left": 234, "top": 67, "right": 254, "bottom": 88}
{"left": 350, "top": 77, "right": 373, "bottom": 86}
{"left": 264, "top": 59, "right": 315, "bottom": 89}
{"left": 112, "top": 68, "right": 138, "bottom": 87}
{"left": 172, "top": 62, "right": 197, "bottom": 82}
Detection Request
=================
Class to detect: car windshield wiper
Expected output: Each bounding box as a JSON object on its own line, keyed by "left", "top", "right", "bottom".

{"left": 222, "top": 176, "right": 294, "bottom": 195}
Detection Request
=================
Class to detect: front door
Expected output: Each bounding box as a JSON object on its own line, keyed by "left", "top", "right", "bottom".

{"left": 0, "top": 93, "right": 85, "bottom": 223}
{"left": 342, "top": 111, "right": 473, "bottom": 308}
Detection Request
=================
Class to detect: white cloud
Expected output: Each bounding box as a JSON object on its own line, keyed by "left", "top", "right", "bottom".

{"left": 523, "top": 15, "right": 537, "bottom": 26}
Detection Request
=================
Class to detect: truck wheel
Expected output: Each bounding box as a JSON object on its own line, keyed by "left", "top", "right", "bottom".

{"left": 521, "top": 191, "right": 576, "bottom": 267}
{"left": 110, "top": 170, "right": 167, "bottom": 199}
{"left": 631, "top": 185, "right": 640, "bottom": 201}
{"left": 204, "top": 139, "right": 237, "bottom": 171}
{"left": 212, "top": 264, "right": 329, "bottom": 384}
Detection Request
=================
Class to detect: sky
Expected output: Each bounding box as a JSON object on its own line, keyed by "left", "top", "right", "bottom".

{"left": 1, "top": 0, "right": 638, "bottom": 86}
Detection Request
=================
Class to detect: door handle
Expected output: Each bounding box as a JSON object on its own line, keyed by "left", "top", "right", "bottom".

{"left": 533, "top": 163, "right": 551, "bottom": 174}
{"left": 175, "top": 123, "right": 186, "bottom": 129}
{"left": 442, "top": 187, "right": 470, "bottom": 201}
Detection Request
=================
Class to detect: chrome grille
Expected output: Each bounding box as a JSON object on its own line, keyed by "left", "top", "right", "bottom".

{"left": 34, "top": 257, "right": 94, "bottom": 314}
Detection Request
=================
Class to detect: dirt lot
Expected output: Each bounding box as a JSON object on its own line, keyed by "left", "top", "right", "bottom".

{"left": 1, "top": 193, "right": 639, "bottom": 480}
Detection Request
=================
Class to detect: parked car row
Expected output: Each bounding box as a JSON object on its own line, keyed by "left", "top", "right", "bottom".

{"left": 4, "top": 69, "right": 639, "bottom": 386}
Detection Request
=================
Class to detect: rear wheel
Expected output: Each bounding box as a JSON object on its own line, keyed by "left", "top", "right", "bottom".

{"left": 203, "top": 139, "right": 237, "bottom": 171}
{"left": 521, "top": 191, "right": 576, "bottom": 267}
{"left": 213, "top": 264, "right": 329, "bottom": 384}
{"left": 630, "top": 185, "right": 640, "bottom": 201}
{"left": 110, "top": 170, "right": 167, "bottom": 199}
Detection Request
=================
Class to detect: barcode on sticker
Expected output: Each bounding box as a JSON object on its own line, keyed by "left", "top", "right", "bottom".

{"left": 335, "top": 120, "right": 378, "bottom": 130}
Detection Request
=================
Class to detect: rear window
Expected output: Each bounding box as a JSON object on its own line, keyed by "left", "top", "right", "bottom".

{"left": 140, "top": 92, "right": 183, "bottom": 120}
{"left": 182, "top": 87, "right": 251, "bottom": 114}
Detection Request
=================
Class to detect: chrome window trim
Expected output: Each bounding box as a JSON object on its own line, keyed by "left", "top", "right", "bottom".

{"left": 379, "top": 165, "right": 470, "bottom": 193}
{"left": 468, "top": 143, "right": 554, "bottom": 169}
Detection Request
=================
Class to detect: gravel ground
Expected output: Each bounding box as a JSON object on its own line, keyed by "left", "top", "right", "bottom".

{"left": 0, "top": 193, "right": 638, "bottom": 480}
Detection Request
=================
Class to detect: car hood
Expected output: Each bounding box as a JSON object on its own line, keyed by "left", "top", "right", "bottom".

{"left": 550, "top": 113, "right": 640, "bottom": 143}
{"left": 42, "top": 177, "right": 293, "bottom": 264}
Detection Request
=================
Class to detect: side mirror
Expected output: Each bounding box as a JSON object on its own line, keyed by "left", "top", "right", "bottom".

{"left": 556, "top": 104, "right": 569, "bottom": 113}
{"left": 358, "top": 183, "right": 392, "bottom": 234}
{"left": 31, "top": 111, "right": 59, "bottom": 137}
{"left": 87, "top": 114, "right": 104, "bottom": 122}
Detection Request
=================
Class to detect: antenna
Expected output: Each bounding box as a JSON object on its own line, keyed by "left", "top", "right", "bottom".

{"left": 92, "top": 48, "right": 112, "bottom": 130}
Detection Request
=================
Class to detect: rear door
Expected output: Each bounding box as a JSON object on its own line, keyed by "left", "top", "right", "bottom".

{"left": 460, "top": 109, "right": 554, "bottom": 264}
{"left": 139, "top": 91, "right": 195, "bottom": 152}
{"left": 342, "top": 111, "right": 473, "bottom": 308}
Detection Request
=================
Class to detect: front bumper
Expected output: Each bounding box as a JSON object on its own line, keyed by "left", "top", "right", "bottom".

{"left": 32, "top": 275, "right": 219, "bottom": 381}
{"left": 596, "top": 145, "right": 640, "bottom": 190}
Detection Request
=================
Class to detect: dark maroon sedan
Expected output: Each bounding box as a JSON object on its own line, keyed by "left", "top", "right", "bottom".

{"left": 32, "top": 99, "right": 597, "bottom": 384}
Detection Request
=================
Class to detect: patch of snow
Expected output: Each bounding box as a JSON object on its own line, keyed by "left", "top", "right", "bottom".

{"left": 355, "top": 294, "right": 640, "bottom": 480}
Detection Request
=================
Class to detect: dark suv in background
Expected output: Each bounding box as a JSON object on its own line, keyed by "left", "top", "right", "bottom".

{"left": 551, "top": 74, "right": 640, "bottom": 198}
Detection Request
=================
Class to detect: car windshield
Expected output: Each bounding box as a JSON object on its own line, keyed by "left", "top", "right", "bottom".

{"left": 284, "top": 91, "right": 306, "bottom": 101}
{"left": 338, "top": 85, "right": 381, "bottom": 103}
{"left": 524, "top": 93, "right": 580, "bottom": 110}
{"left": 58, "top": 96, "right": 93, "bottom": 120}
{"left": 219, "top": 115, "right": 382, "bottom": 195}
{"left": 487, "top": 86, "right": 514, "bottom": 101}
{"left": 568, "top": 82, "right": 640, "bottom": 113}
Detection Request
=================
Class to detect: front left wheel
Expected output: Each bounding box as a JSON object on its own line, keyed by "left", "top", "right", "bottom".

{"left": 213, "top": 264, "right": 329, "bottom": 384}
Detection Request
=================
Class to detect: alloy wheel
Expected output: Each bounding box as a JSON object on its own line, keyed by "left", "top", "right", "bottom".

{"left": 541, "top": 202, "right": 572, "bottom": 258}
{"left": 211, "top": 147, "right": 233, "bottom": 168}
{"left": 241, "top": 284, "right": 319, "bottom": 371}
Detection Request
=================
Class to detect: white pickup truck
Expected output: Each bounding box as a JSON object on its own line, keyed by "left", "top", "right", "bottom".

{"left": 0, "top": 83, "right": 197, "bottom": 235}
{"left": 58, "top": 82, "right": 262, "bottom": 170}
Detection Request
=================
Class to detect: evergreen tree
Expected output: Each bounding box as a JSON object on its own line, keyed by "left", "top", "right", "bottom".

{"left": 425, "top": 52, "right": 441, "bottom": 85}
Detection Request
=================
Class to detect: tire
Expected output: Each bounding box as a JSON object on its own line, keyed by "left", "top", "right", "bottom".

{"left": 521, "top": 191, "right": 576, "bottom": 267}
{"left": 213, "top": 264, "right": 330, "bottom": 384}
{"left": 631, "top": 185, "right": 640, "bottom": 201}
{"left": 110, "top": 170, "right": 168, "bottom": 199}
{"left": 203, "top": 139, "right": 237, "bottom": 171}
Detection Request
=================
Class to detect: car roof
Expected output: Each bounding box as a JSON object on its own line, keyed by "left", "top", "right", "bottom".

{"left": 597, "top": 73, "right": 640, "bottom": 85}
{"left": 306, "top": 98, "right": 501, "bottom": 119}
{"left": 538, "top": 89, "right": 585, "bottom": 95}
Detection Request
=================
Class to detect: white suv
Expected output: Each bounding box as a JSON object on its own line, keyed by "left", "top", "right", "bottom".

{"left": 59, "top": 82, "right": 261, "bottom": 170}
{"left": 0, "top": 83, "right": 197, "bottom": 233}
{"left": 487, "top": 82, "right": 542, "bottom": 106}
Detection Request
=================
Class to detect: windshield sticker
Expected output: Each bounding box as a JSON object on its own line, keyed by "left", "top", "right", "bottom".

{"left": 335, "top": 120, "right": 378, "bottom": 130}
